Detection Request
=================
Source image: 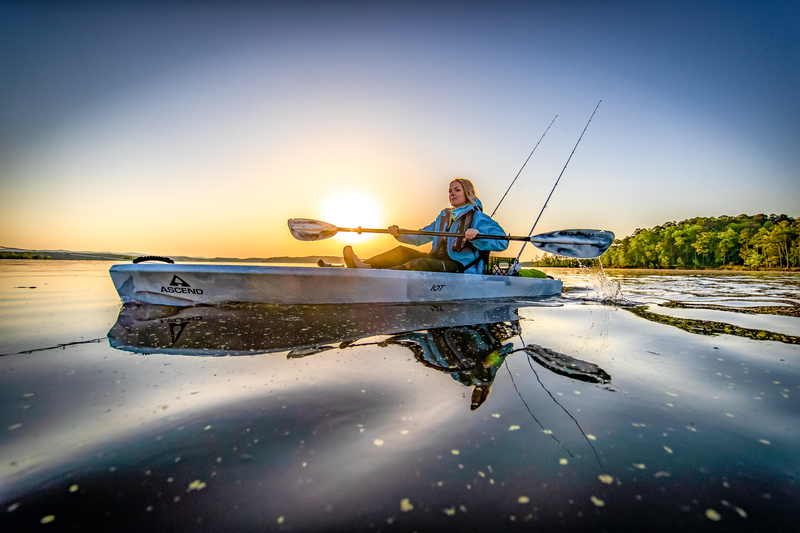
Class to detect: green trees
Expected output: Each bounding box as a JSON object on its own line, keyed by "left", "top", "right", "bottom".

{"left": 598, "top": 214, "right": 799, "bottom": 270}
{"left": 531, "top": 214, "right": 798, "bottom": 270}
{"left": 0, "top": 252, "right": 52, "bottom": 260}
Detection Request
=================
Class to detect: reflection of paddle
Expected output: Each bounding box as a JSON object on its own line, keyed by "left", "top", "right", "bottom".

{"left": 288, "top": 218, "right": 614, "bottom": 259}
{"left": 525, "top": 344, "right": 612, "bottom": 384}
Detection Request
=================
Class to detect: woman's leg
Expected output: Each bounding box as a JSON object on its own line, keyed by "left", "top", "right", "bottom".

{"left": 390, "top": 257, "right": 463, "bottom": 272}
{"left": 364, "top": 246, "right": 430, "bottom": 269}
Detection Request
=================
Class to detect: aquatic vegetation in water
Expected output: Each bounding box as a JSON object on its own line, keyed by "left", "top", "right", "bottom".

{"left": 659, "top": 300, "right": 800, "bottom": 318}
{"left": 627, "top": 306, "right": 800, "bottom": 344}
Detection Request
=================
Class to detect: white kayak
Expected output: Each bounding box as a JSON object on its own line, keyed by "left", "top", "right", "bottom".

{"left": 109, "top": 263, "right": 562, "bottom": 306}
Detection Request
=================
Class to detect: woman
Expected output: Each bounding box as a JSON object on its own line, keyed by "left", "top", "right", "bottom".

{"left": 343, "top": 179, "right": 508, "bottom": 274}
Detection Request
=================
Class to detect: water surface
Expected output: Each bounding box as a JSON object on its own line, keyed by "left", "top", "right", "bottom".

{"left": 1, "top": 261, "right": 798, "bottom": 531}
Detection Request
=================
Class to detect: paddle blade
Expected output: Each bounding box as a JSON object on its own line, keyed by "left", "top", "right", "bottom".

{"left": 287, "top": 219, "right": 339, "bottom": 241}
{"left": 533, "top": 229, "right": 615, "bottom": 259}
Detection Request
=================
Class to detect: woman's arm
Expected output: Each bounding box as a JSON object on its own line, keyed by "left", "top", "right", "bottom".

{"left": 469, "top": 212, "right": 510, "bottom": 252}
{"left": 394, "top": 211, "right": 446, "bottom": 246}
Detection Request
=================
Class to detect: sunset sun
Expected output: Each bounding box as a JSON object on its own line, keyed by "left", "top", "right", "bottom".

{"left": 322, "top": 192, "right": 382, "bottom": 242}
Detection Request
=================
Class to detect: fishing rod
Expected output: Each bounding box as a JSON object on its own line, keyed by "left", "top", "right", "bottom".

{"left": 524, "top": 355, "right": 603, "bottom": 467}
{"left": 490, "top": 115, "right": 558, "bottom": 217}
{"left": 505, "top": 363, "right": 574, "bottom": 457}
{"left": 515, "top": 100, "right": 602, "bottom": 264}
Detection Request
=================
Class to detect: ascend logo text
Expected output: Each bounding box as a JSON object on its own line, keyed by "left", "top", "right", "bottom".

{"left": 161, "top": 275, "right": 204, "bottom": 294}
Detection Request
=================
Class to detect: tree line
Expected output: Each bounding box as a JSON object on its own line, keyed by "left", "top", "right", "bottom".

{"left": 0, "top": 252, "right": 52, "bottom": 260}
{"left": 530, "top": 214, "right": 799, "bottom": 270}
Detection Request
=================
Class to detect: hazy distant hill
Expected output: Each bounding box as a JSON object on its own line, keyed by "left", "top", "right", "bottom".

{"left": 0, "top": 247, "right": 342, "bottom": 264}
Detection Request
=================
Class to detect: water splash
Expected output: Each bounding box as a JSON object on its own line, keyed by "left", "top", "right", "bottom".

{"left": 548, "top": 260, "right": 626, "bottom": 363}
{"left": 574, "top": 259, "right": 629, "bottom": 305}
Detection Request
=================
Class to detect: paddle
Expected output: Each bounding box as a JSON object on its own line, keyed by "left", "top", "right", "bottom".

{"left": 287, "top": 218, "right": 615, "bottom": 259}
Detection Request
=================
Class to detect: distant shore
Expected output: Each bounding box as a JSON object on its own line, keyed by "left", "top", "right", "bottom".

{"left": 3, "top": 249, "right": 797, "bottom": 272}
{"left": 0, "top": 248, "right": 343, "bottom": 263}
{"left": 539, "top": 266, "right": 800, "bottom": 274}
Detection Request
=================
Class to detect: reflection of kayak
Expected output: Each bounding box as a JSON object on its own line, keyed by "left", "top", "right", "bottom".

{"left": 107, "top": 300, "right": 555, "bottom": 356}
{"left": 109, "top": 264, "right": 562, "bottom": 306}
{"left": 107, "top": 299, "right": 611, "bottom": 406}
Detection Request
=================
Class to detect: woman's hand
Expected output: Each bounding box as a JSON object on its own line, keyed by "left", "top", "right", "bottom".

{"left": 388, "top": 225, "right": 400, "bottom": 238}
{"left": 464, "top": 228, "right": 479, "bottom": 240}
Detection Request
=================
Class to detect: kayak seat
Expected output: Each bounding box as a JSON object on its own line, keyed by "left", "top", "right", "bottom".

{"left": 485, "top": 256, "right": 548, "bottom": 278}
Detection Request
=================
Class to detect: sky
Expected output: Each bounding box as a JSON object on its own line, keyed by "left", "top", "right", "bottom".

{"left": 1, "top": 0, "right": 798, "bottom": 260}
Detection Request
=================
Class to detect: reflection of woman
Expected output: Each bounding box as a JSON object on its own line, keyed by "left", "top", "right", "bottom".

{"left": 385, "top": 321, "right": 520, "bottom": 410}
{"left": 344, "top": 179, "right": 509, "bottom": 274}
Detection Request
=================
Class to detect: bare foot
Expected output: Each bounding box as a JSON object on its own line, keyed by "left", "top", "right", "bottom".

{"left": 343, "top": 246, "right": 370, "bottom": 268}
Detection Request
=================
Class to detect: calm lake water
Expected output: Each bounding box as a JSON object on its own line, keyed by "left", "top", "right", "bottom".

{"left": 1, "top": 261, "right": 798, "bottom": 532}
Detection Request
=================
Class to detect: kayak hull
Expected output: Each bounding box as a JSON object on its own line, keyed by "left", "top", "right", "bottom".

{"left": 109, "top": 264, "right": 562, "bottom": 306}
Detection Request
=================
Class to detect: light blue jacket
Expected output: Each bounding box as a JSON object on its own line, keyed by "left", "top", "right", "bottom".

{"left": 397, "top": 204, "right": 509, "bottom": 274}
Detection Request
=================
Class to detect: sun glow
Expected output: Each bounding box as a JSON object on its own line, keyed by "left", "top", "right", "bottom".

{"left": 322, "top": 192, "right": 382, "bottom": 243}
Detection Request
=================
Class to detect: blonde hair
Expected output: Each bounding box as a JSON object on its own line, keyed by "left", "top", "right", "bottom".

{"left": 451, "top": 178, "right": 479, "bottom": 205}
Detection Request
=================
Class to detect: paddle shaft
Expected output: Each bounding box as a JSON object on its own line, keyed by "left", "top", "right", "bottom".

{"left": 337, "top": 226, "right": 592, "bottom": 245}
